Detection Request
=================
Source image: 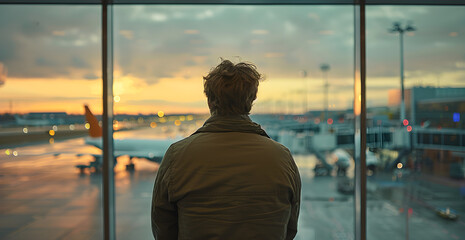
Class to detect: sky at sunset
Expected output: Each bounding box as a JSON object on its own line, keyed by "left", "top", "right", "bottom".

{"left": 0, "top": 5, "right": 464, "bottom": 115}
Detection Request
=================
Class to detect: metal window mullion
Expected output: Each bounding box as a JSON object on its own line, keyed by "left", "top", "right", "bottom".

{"left": 354, "top": 1, "right": 367, "bottom": 240}
{"left": 102, "top": 1, "right": 115, "bottom": 240}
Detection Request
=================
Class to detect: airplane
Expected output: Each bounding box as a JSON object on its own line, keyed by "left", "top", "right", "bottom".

{"left": 79, "top": 105, "right": 180, "bottom": 172}
{"left": 331, "top": 148, "right": 353, "bottom": 176}
{"left": 330, "top": 148, "right": 380, "bottom": 176}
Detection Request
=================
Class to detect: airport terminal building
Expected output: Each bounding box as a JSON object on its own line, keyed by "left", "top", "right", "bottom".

{"left": 0, "top": 1, "right": 464, "bottom": 240}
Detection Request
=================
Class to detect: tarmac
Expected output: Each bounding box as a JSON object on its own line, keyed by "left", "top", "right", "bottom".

{"left": 1, "top": 129, "right": 464, "bottom": 240}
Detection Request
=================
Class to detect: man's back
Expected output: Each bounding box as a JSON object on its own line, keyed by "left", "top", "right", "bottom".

{"left": 152, "top": 115, "right": 301, "bottom": 240}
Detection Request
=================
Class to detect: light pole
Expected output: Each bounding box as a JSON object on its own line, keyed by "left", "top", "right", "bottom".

{"left": 389, "top": 22, "right": 416, "bottom": 124}
{"left": 301, "top": 70, "right": 308, "bottom": 115}
{"left": 320, "top": 64, "right": 330, "bottom": 122}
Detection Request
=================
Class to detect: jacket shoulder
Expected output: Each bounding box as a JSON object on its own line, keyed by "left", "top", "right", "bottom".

{"left": 162, "top": 134, "right": 201, "bottom": 161}
{"left": 262, "top": 136, "right": 293, "bottom": 156}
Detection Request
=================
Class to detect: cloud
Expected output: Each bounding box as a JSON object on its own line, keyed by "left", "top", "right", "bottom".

{"left": 252, "top": 29, "right": 269, "bottom": 35}
{"left": 150, "top": 13, "right": 168, "bottom": 22}
{"left": 0, "top": 5, "right": 100, "bottom": 80}
{"left": 184, "top": 29, "right": 199, "bottom": 35}
{"left": 195, "top": 9, "right": 214, "bottom": 20}
{"left": 35, "top": 57, "right": 56, "bottom": 67}
{"left": 71, "top": 56, "right": 90, "bottom": 69}
{"left": 319, "top": 30, "right": 334, "bottom": 35}
{"left": 0, "top": 62, "right": 7, "bottom": 86}
{"left": 52, "top": 30, "right": 66, "bottom": 36}
{"left": 84, "top": 73, "right": 99, "bottom": 80}
{"left": 456, "top": 61, "right": 465, "bottom": 69}
{"left": 307, "top": 13, "right": 320, "bottom": 21}
{"left": 119, "top": 30, "right": 134, "bottom": 39}
{"left": 0, "top": 5, "right": 464, "bottom": 92}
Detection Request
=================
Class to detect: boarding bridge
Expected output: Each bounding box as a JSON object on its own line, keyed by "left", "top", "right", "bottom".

{"left": 275, "top": 126, "right": 465, "bottom": 154}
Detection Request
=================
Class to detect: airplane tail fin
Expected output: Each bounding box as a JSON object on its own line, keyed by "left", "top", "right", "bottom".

{"left": 84, "top": 105, "right": 103, "bottom": 138}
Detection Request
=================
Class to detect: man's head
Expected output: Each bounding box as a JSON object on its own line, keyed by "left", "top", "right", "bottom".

{"left": 203, "top": 60, "right": 262, "bottom": 115}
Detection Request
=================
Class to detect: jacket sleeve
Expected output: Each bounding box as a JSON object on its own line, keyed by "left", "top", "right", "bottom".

{"left": 286, "top": 153, "right": 301, "bottom": 240}
{"left": 152, "top": 146, "right": 178, "bottom": 240}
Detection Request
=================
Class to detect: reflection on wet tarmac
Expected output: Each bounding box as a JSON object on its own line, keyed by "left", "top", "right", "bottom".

{"left": 1, "top": 126, "right": 464, "bottom": 239}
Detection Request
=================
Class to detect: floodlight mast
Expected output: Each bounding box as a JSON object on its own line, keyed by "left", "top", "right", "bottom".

{"left": 301, "top": 70, "right": 308, "bottom": 115}
{"left": 389, "top": 22, "right": 416, "bottom": 125}
{"left": 320, "top": 63, "right": 330, "bottom": 123}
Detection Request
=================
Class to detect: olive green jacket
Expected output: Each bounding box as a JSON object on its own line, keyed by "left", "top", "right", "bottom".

{"left": 152, "top": 114, "right": 301, "bottom": 240}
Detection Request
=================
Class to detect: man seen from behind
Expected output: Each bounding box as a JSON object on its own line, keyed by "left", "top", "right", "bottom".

{"left": 152, "top": 59, "right": 301, "bottom": 240}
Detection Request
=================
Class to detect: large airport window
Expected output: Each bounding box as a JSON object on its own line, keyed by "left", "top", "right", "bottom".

{"left": 366, "top": 5, "right": 465, "bottom": 240}
{"left": 2, "top": 2, "right": 464, "bottom": 240}
{"left": 113, "top": 5, "right": 355, "bottom": 239}
{"left": 0, "top": 5, "right": 103, "bottom": 239}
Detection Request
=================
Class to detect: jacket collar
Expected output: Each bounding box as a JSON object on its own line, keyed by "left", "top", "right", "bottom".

{"left": 193, "top": 114, "right": 270, "bottom": 138}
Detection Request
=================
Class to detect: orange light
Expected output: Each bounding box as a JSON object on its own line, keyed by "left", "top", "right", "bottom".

{"left": 174, "top": 120, "right": 181, "bottom": 126}
{"left": 48, "top": 130, "right": 55, "bottom": 136}
{"left": 403, "top": 119, "right": 409, "bottom": 126}
{"left": 407, "top": 126, "right": 412, "bottom": 132}
{"left": 158, "top": 111, "right": 165, "bottom": 118}
{"left": 150, "top": 122, "right": 157, "bottom": 128}
{"left": 397, "top": 163, "right": 403, "bottom": 169}
{"left": 327, "top": 118, "right": 333, "bottom": 125}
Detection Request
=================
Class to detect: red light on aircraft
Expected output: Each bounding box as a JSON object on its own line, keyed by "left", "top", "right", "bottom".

{"left": 327, "top": 118, "right": 333, "bottom": 125}
{"left": 403, "top": 119, "right": 409, "bottom": 126}
{"left": 407, "top": 126, "right": 412, "bottom": 132}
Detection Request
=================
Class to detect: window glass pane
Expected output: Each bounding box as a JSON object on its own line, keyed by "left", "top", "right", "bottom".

{"left": 0, "top": 5, "right": 102, "bottom": 239}
{"left": 114, "top": 5, "right": 354, "bottom": 239}
{"left": 367, "top": 6, "right": 465, "bottom": 240}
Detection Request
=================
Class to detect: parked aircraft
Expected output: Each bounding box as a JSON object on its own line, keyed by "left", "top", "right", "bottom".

{"left": 330, "top": 148, "right": 380, "bottom": 176}
{"left": 80, "top": 105, "right": 179, "bottom": 171}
